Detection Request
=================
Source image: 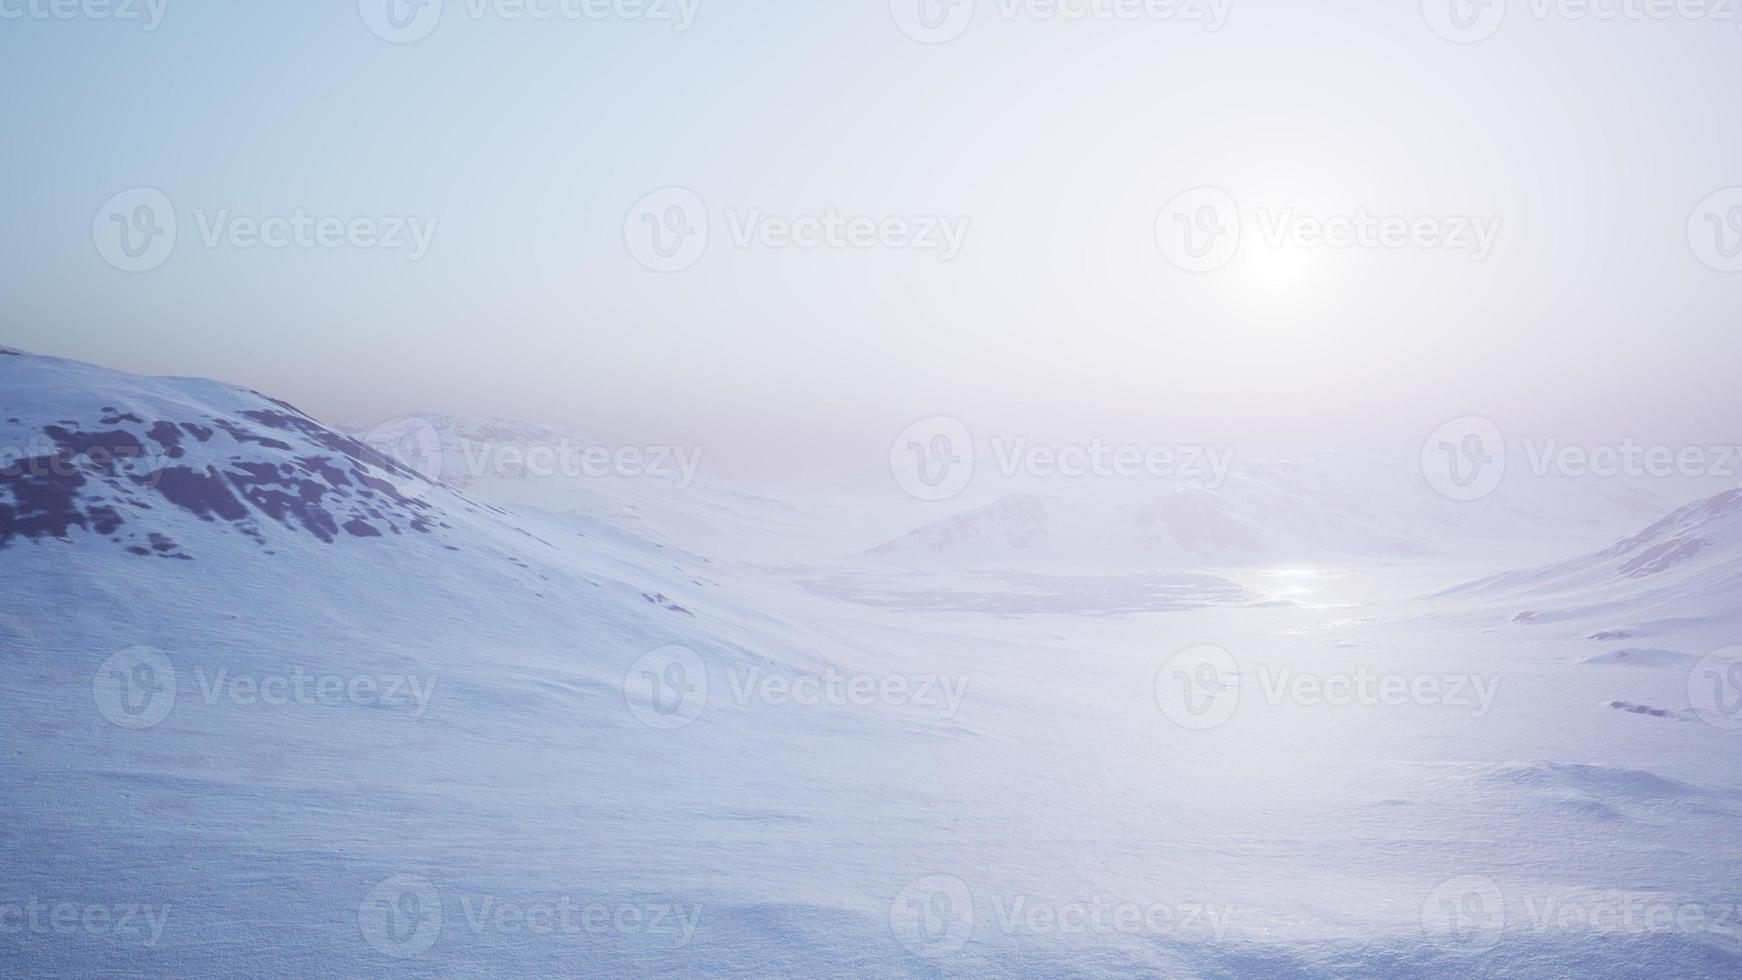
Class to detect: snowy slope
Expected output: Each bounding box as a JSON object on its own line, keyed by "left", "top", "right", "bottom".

{"left": 5, "top": 350, "right": 1741, "bottom": 978}
{"left": 1449, "top": 488, "right": 1742, "bottom": 631}
{"left": 0, "top": 349, "right": 460, "bottom": 559}
{"left": 0, "top": 348, "right": 888, "bottom": 702}
{"left": 349, "top": 412, "right": 823, "bottom": 563}
{"left": 0, "top": 350, "right": 1047, "bottom": 976}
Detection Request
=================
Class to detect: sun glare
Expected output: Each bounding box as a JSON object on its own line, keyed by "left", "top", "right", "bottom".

{"left": 1245, "top": 244, "right": 1316, "bottom": 294}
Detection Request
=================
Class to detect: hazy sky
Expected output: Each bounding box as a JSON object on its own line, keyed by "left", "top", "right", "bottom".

{"left": 3, "top": 0, "right": 1739, "bottom": 478}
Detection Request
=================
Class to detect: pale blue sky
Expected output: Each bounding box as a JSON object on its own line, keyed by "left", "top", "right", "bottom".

{"left": 3, "top": 0, "right": 1739, "bottom": 476}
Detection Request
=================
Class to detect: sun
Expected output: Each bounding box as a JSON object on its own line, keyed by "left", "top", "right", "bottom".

{"left": 1244, "top": 243, "right": 1317, "bottom": 294}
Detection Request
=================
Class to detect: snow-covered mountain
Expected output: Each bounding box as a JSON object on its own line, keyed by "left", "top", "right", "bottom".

{"left": 867, "top": 492, "right": 1068, "bottom": 558}
{"left": 0, "top": 349, "right": 1033, "bottom": 978}
{"left": 6, "top": 349, "right": 1742, "bottom": 978}
{"left": 0, "top": 349, "right": 465, "bottom": 559}
{"left": 0, "top": 348, "right": 821, "bottom": 665}
{"left": 1449, "top": 488, "right": 1742, "bottom": 632}
{"left": 347, "top": 413, "right": 823, "bottom": 563}
{"left": 863, "top": 451, "right": 1697, "bottom": 570}
{"left": 0, "top": 348, "right": 886, "bottom": 659}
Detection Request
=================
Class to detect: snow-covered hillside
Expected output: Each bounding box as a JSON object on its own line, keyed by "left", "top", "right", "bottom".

{"left": 0, "top": 349, "right": 463, "bottom": 559}
{"left": 0, "top": 348, "right": 902, "bottom": 713}
{"left": 348, "top": 412, "right": 823, "bottom": 563}
{"left": 1449, "top": 488, "right": 1742, "bottom": 633}
{"left": 5, "top": 350, "right": 1741, "bottom": 978}
{"left": 0, "top": 350, "right": 1043, "bottom": 975}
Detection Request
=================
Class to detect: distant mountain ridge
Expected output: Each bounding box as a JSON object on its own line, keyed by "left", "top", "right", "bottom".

{"left": 864, "top": 453, "right": 1700, "bottom": 570}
